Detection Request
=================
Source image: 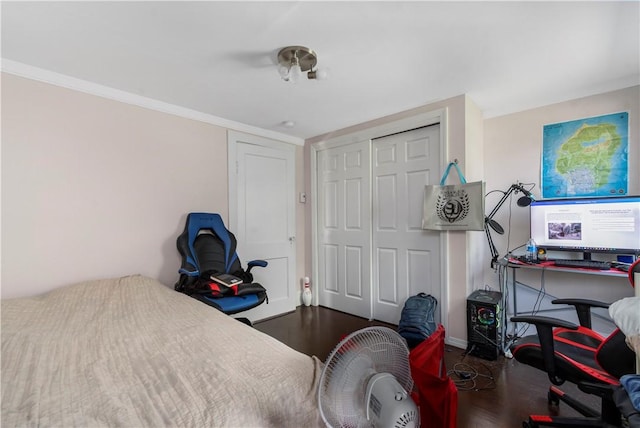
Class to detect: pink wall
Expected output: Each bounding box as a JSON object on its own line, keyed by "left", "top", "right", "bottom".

{"left": 1, "top": 73, "right": 230, "bottom": 298}
{"left": 483, "top": 85, "right": 639, "bottom": 303}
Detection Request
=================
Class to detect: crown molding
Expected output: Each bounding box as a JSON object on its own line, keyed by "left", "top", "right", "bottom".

{"left": 1, "top": 59, "right": 304, "bottom": 146}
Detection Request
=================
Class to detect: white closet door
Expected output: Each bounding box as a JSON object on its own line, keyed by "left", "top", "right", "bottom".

{"left": 372, "top": 125, "right": 442, "bottom": 324}
{"left": 317, "top": 141, "right": 372, "bottom": 319}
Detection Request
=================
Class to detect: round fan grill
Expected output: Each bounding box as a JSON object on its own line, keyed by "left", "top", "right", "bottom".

{"left": 318, "top": 327, "right": 416, "bottom": 428}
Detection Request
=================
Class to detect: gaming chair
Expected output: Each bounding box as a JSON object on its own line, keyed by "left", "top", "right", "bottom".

{"left": 510, "top": 266, "right": 638, "bottom": 427}
{"left": 175, "top": 212, "right": 268, "bottom": 317}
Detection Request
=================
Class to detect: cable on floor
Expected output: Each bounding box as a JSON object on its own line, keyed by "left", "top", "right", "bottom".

{"left": 447, "top": 361, "right": 496, "bottom": 391}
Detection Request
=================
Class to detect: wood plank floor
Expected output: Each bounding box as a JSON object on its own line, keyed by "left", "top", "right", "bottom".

{"left": 254, "top": 305, "right": 600, "bottom": 428}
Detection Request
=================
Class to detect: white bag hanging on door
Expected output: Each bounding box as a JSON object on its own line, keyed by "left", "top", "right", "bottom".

{"left": 422, "top": 162, "right": 485, "bottom": 231}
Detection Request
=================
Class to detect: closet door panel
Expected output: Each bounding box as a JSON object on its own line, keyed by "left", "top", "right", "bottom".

{"left": 317, "top": 141, "right": 371, "bottom": 319}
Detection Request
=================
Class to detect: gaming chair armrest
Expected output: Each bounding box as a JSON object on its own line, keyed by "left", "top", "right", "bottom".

{"left": 246, "top": 260, "right": 268, "bottom": 273}
{"left": 511, "top": 315, "right": 579, "bottom": 330}
{"left": 511, "top": 315, "right": 579, "bottom": 385}
{"left": 552, "top": 298, "right": 610, "bottom": 329}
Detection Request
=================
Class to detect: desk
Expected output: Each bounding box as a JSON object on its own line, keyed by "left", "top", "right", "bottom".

{"left": 508, "top": 259, "right": 629, "bottom": 277}
{"left": 501, "top": 259, "right": 630, "bottom": 353}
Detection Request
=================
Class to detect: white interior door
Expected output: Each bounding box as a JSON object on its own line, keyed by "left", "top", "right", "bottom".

{"left": 372, "top": 125, "right": 442, "bottom": 324}
{"left": 228, "top": 131, "right": 296, "bottom": 322}
{"left": 316, "top": 141, "right": 372, "bottom": 319}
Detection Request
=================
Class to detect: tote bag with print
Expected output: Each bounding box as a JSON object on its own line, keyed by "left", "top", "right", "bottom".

{"left": 422, "top": 162, "right": 485, "bottom": 231}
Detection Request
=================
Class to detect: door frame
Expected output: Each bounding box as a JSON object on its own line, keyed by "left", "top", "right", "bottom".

{"left": 311, "top": 108, "right": 450, "bottom": 330}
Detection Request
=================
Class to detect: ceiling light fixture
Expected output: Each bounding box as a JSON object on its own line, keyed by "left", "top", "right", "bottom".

{"left": 277, "top": 45, "right": 328, "bottom": 82}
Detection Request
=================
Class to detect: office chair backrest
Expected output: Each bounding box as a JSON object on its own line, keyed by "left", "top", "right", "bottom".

{"left": 177, "top": 212, "right": 240, "bottom": 278}
{"left": 511, "top": 318, "right": 635, "bottom": 387}
{"left": 596, "top": 328, "right": 636, "bottom": 379}
{"left": 193, "top": 232, "right": 242, "bottom": 276}
{"left": 174, "top": 213, "right": 268, "bottom": 317}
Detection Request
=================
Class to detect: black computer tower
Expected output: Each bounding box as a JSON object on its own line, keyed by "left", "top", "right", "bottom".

{"left": 466, "top": 289, "right": 502, "bottom": 360}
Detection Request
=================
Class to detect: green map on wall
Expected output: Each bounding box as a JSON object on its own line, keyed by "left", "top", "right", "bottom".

{"left": 542, "top": 112, "right": 628, "bottom": 198}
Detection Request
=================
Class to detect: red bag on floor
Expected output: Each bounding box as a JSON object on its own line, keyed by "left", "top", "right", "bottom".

{"left": 409, "top": 324, "right": 458, "bottom": 428}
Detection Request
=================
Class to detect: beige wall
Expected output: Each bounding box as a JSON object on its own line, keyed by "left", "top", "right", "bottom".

{"left": 0, "top": 73, "right": 307, "bottom": 298}
{"left": 1, "top": 73, "right": 227, "bottom": 297}
{"left": 484, "top": 85, "right": 639, "bottom": 248}
{"left": 482, "top": 85, "right": 639, "bottom": 308}
{"left": 0, "top": 73, "right": 305, "bottom": 298}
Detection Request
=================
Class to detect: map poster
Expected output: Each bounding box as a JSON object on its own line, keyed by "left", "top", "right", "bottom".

{"left": 541, "top": 112, "right": 629, "bottom": 199}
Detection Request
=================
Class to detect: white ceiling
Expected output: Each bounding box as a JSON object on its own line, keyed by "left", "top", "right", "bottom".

{"left": 2, "top": 1, "right": 639, "bottom": 140}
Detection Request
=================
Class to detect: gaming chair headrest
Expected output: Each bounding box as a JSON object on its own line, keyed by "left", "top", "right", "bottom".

{"left": 177, "top": 213, "right": 238, "bottom": 276}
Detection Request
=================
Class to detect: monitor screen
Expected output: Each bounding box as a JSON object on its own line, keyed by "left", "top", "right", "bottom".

{"left": 529, "top": 196, "right": 640, "bottom": 257}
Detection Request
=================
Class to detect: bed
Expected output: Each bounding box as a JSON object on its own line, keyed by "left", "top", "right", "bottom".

{"left": 1, "top": 275, "right": 323, "bottom": 427}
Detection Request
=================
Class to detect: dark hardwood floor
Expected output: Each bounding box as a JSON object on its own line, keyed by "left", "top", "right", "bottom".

{"left": 254, "top": 305, "right": 600, "bottom": 428}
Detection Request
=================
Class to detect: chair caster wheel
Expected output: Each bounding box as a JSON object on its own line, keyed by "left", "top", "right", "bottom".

{"left": 547, "top": 390, "right": 560, "bottom": 407}
{"left": 522, "top": 421, "right": 533, "bottom": 428}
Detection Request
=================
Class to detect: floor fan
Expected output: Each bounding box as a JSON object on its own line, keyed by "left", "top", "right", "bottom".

{"left": 318, "top": 327, "right": 419, "bottom": 428}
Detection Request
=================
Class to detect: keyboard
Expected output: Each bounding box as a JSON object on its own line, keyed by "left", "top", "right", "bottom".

{"left": 552, "top": 259, "right": 611, "bottom": 270}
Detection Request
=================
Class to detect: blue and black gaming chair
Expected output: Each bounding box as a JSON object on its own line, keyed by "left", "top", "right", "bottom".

{"left": 175, "top": 212, "right": 268, "bottom": 316}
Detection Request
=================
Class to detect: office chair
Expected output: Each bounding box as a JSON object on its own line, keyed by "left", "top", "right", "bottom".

{"left": 174, "top": 213, "right": 268, "bottom": 318}
{"left": 510, "top": 297, "right": 636, "bottom": 427}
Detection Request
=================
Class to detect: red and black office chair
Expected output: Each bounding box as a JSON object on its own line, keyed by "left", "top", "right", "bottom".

{"left": 510, "top": 264, "right": 638, "bottom": 428}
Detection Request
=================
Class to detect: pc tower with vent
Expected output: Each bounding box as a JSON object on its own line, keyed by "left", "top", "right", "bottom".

{"left": 466, "top": 289, "right": 502, "bottom": 360}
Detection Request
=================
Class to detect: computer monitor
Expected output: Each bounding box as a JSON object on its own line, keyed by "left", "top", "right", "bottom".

{"left": 529, "top": 195, "right": 640, "bottom": 260}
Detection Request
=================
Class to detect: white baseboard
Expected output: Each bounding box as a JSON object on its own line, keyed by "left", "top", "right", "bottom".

{"left": 445, "top": 336, "right": 467, "bottom": 350}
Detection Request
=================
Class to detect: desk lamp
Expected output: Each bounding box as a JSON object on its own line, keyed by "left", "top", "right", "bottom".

{"left": 485, "top": 183, "right": 535, "bottom": 267}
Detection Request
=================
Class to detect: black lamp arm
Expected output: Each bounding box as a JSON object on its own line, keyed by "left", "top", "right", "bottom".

{"left": 484, "top": 183, "right": 533, "bottom": 267}
{"left": 485, "top": 221, "right": 499, "bottom": 267}
{"left": 486, "top": 184, "right": 520, "bottom": 221}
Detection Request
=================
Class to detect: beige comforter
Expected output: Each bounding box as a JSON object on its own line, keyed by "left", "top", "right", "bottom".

{"left": 1, "top": 275, "right": 323, "bottom": 427}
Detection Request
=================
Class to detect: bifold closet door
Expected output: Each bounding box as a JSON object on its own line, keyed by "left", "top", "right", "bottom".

{"left": 317, "top": 141, "right": 372, "bottom": 319}
{"left": 316, "top": 125, "right": 442, "bottom": 324}
{"left": 372, "top": 125, "right": 442, "bottom": 325}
